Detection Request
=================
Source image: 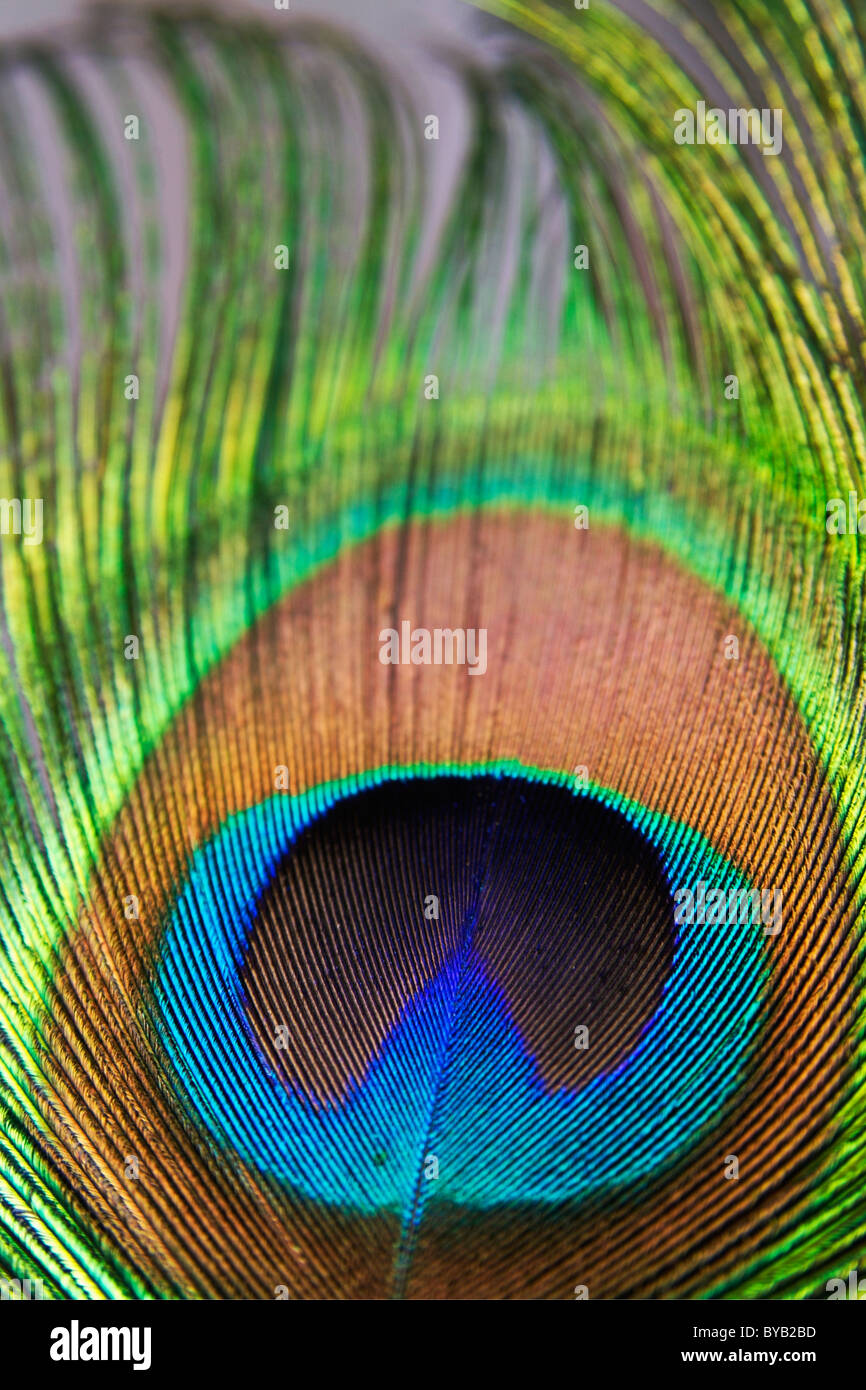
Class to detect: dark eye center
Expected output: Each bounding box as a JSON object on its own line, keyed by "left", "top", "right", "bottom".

{"left": 241, "top": 775, "right": 676, "bottom": 1103}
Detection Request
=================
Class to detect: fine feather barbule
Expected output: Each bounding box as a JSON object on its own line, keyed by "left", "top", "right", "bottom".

{"left": 0, "top": 0, "right": 863, "bottom": 1300}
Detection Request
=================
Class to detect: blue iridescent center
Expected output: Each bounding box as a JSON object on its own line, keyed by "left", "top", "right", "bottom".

{"left": 153, "top": 763, "right": 766, "bottom": 1214}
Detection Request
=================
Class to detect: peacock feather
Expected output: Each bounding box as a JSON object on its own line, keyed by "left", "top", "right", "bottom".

{"left": 0, "top": 0, "right": 864, "bottom": 1300}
